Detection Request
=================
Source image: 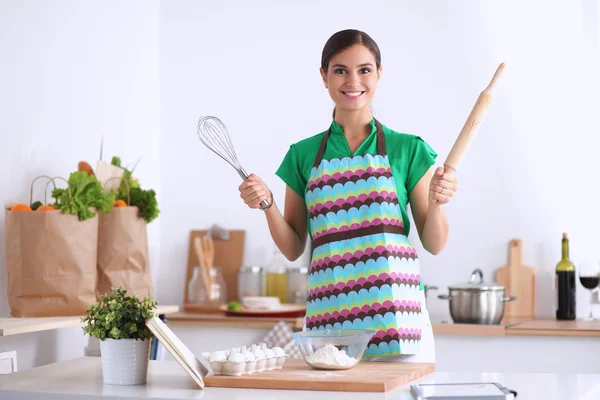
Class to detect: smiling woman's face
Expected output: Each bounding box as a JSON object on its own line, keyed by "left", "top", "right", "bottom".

{"left": 321, "top": 44, "right": 381, "bottom": 114}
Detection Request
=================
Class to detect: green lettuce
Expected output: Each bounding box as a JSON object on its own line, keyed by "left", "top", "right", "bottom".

{"left": 52, "top": 171, "right": 114, "bottom": 221}
{"left": 110, "top": 156, "right": 159, "bottom": 224}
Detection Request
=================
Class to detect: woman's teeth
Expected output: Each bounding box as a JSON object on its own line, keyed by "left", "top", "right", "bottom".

{"left": 343, "top": 91, "right": 364, "bottom": 98}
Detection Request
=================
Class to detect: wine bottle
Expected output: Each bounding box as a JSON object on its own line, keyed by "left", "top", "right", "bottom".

{"left": 555, "top": 232, "right": 576, "bottom": 320}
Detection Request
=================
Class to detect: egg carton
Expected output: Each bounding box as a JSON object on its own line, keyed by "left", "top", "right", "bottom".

{"left": 201, "top": 343, "right": 287, "bottom": 376}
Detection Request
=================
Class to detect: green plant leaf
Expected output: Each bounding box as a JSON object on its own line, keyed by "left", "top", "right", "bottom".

{"left": 80, "top": 287, "right": 157, "bottom": 341}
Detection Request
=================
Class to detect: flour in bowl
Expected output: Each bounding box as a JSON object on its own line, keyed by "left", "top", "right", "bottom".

{"left": 305, "top": 344, "right": 357, "bottom": 367}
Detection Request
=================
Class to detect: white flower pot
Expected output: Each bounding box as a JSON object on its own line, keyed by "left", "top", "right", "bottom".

{"left": 100, "top": 338, "right": 150, "bottom": 385}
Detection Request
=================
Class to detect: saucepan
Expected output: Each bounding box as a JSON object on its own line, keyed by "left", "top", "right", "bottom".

{"left": 438, "top": 269, "right": 517, "bottom": 325}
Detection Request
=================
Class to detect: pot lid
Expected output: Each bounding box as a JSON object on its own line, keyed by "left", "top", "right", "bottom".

{"left": 448, "top": 269, "right": 505, "bottom": 291}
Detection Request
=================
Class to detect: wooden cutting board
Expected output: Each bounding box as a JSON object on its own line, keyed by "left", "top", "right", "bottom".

{"left": 496, "top": 239, "right": 536, "bottom": 318}
{"left": 204, "top": 359, "right": 435, "bottom": 392}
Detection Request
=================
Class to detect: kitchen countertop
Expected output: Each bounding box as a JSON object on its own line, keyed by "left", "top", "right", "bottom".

{"left": 167, "top": 312, "right": 600, "bottom": 337}
{"left": 1, "top": 357, "right": 599, "bottom": 399}
{"left": 167, "top": 311, "right": 304, "bottom": 329}
{"left": 0, "top": 305, "right": 180, "bottom": 336}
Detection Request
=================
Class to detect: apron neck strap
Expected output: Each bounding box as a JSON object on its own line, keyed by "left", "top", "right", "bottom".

{"left": 313, "top": 119, "right": 387, "bottom": 168}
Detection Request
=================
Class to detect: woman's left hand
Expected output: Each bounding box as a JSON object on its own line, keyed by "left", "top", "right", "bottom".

{"left": 429, "top": 167, "right": 458, "bottom": 205}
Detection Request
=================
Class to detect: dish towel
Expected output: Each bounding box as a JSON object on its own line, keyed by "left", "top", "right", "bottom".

{"left": 261, "top": 321, "right": 302, "bottom": 359}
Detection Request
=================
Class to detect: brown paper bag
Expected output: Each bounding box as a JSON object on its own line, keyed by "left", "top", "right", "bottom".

{"left": 97, "top": 206, "right": 153, "bottom": 299}
{"left": 5, "top": 209, "right": 98, "bottom": 317}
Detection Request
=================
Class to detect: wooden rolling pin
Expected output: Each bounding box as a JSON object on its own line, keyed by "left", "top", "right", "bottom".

{"left": 444, "top": 63, "right": 506, "bottom": 175}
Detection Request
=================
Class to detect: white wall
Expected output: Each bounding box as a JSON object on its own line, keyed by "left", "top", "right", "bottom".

{"left": 159, "top": 0, "right": 600, "bottom": 322}
{"left": 0, "top": 1, "right": 161, "bottom": 370}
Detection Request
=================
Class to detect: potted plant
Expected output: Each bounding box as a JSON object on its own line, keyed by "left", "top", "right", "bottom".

{"left": 81, "top": 287, "right": 157, "bottom": 385}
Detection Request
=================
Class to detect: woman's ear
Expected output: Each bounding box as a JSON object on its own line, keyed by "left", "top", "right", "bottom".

{"left": 377, "top": 65, "right": 383, "bottom": 83}
{"left": 320, "top": 67, "right": 328, "bottom": 88}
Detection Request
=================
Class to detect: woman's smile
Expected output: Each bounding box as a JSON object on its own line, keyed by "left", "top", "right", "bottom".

{"left": 341, "top": 90, "right": 365, "bottom": 99}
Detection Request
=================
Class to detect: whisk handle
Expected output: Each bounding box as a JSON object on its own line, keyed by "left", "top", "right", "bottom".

{"left": 238, "top": 167, "right": 270, "bottom": 209}
{"left": 237, "top": 168, "right": 250, "bottom": 180}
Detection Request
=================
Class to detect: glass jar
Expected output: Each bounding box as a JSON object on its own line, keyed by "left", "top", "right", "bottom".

{"left": 187, "top": 266, "right": 208, "bottom": 304}
{"left": 187, "top": 265, "right": 227, "bottom": 305}
{"left": 238, "top": 265, "right": 266, "bottom": 299}
{"left": 210, "top": 266, "right": 228, "bottom": 304}
{"left": 266, "top": 249, "right": 288, "bottom": 304}
{"left": 287, "top": 266, "right": 308, "bottom": 304}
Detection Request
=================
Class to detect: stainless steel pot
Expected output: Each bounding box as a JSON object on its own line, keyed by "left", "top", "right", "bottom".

{"left": 438, "top": 269, "right": 517, "bottom": 325}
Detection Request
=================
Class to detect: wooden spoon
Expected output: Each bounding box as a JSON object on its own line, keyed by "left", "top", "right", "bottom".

{"left": 193, "top": 236, "right": 213, "bottom": 301}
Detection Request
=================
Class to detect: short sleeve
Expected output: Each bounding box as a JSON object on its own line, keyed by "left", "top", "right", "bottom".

{"left": 406, "top": 137, "right": 438, "bottom": 193}
{"left": 276, "top": 144, "right": 307, "bottom": 200}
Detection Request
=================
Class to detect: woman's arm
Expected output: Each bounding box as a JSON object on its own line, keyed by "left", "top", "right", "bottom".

{"left": 239, "top": 174, "right": 308, "bottom": 261}
{"left": 264, "top": 186, "right": 308, "bottom": 261}
{"left": 409, "top": 167, "right": 457, "bottom": 255}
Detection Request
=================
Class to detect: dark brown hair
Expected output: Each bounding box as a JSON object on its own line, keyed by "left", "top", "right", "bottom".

{"left": 321, "top": 29, "right": 382, "bottom": 73}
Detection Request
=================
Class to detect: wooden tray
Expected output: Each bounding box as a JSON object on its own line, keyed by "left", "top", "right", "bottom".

{"left": 221, "top": 304, "right": 306, "bottom": 318}
{"left": 183, "top": 304, "right": 225, "bottom": 314}
{"left": 204, "top": 359, "right": 435, "bottom": 392}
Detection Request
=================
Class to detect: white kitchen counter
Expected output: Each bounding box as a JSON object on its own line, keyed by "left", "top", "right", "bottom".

{"left": 1, "top": 357, "right": 599, "bottom": 399}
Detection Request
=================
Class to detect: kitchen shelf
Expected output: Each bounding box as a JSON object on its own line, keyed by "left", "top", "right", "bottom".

{"left": 430, "top": 315, "right": 530, "bottom": 336}
{"left": 0, "top": 305, "right": 179, "bottom": 337}
{"left": 166, "top": 312, "right": 305, "bottom": 330}
{"left": 505, "top": 318, "right": 600, "bottom": 337}
{"left": 166, "top": 312, "right": 600, "bottom": 338}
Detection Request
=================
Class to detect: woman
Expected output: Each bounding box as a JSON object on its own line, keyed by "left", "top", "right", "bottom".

{"left": 238, "top": 29, "right": 457, "bottom": 363}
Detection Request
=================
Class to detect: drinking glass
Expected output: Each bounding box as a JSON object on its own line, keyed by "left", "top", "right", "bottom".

{"left": 578, "top": 260, "right": 600, "bottom": 321}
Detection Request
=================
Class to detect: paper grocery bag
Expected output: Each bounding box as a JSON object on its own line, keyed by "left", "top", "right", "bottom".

{"left": 5, "top": 209, "right": 98, "bottom": 317}
{"left": 97, "top": 207, "right": 153, "bottom": 299}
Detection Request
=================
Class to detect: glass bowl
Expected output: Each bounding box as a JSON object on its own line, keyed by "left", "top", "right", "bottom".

{"left": 291, "top": 329, "right": 375, "bottom": 370}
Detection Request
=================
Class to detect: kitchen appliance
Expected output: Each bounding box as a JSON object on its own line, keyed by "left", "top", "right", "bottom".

{"left": 496, "top": 239, "right": 536, "bottom": 318}
{"left": 196, "top": 116, "right": 269, "bottom": 209}
{"left": 237, "top": 265, "right": 266, "bottom": 298}
{"left": 204, "top": 359, "right": 434, "bottom": 392}
{"left": 438, "top": 269, "right": 517, "bottom": 325}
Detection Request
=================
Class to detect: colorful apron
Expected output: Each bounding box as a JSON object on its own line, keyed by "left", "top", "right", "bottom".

{"left": 305, "top": 120, "right": 423, "bottom": 358}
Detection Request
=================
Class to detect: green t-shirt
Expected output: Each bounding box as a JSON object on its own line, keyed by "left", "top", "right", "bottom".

{"left": 276, "top": 118, "right": 438, "bottom": 240}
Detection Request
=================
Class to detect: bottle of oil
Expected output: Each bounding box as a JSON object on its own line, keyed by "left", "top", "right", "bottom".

{"left": 555, "top": 232, "right": 576, "bottom": 320}
{"left": 266, "top": 248, "right": 288, "bottom": 304}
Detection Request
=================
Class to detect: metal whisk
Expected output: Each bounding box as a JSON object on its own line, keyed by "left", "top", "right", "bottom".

{"left": 197, "top": 116, "right": 269, "bottom": 209}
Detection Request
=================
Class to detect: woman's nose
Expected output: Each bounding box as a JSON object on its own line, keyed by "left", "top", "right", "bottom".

{"left": 345, "top": 72, "right": 361, "bottom": 87}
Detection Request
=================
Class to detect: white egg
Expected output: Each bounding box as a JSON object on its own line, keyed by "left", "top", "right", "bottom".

{"left": 209, "top": 351, "right": 227, "bottom": 362}
{"left": 272, "top": 347, "right": 286, "bottom": 357}
{"left": 251, "top": 347, "right": 266, "bottom": 360}
{"left": 228, "top": 352, "right": 246, "bottom": 363}
{"left": 263, "top": 348, "right": 275, "bottom": 359}
{"left": 242, "top": 350, "right": 256, "bottom": 361}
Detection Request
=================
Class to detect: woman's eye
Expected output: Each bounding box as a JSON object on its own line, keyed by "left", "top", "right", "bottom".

{"left": 334, "top": 69, "right": 346, "bottom": 74}
{"left": 360, "top": 68, "right": 371, "bottom": 74}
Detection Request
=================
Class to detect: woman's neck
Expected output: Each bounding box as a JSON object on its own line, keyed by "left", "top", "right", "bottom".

{"left": 334, "top": 108, "right": 373, "bottom": 140}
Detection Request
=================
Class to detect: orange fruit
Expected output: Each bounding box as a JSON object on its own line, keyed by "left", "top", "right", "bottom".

{"left": 113, "top": 200, "right": 128, "bottom": 207}
{"left": 11, "top": 203, "right": 32, "bottom": 212}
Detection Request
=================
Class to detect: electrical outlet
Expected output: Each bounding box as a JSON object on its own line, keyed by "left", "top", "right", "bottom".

{"left": 0, "top": 351, "right": 17, "bottom": 375}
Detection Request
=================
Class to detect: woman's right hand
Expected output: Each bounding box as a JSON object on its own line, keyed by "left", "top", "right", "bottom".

{"left": 238, "top": 174, "right": 272, "bottom": 209}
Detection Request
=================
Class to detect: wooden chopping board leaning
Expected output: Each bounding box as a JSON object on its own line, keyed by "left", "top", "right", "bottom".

{"left": 496, "top": 239, "right": 536, "bottom": 318}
